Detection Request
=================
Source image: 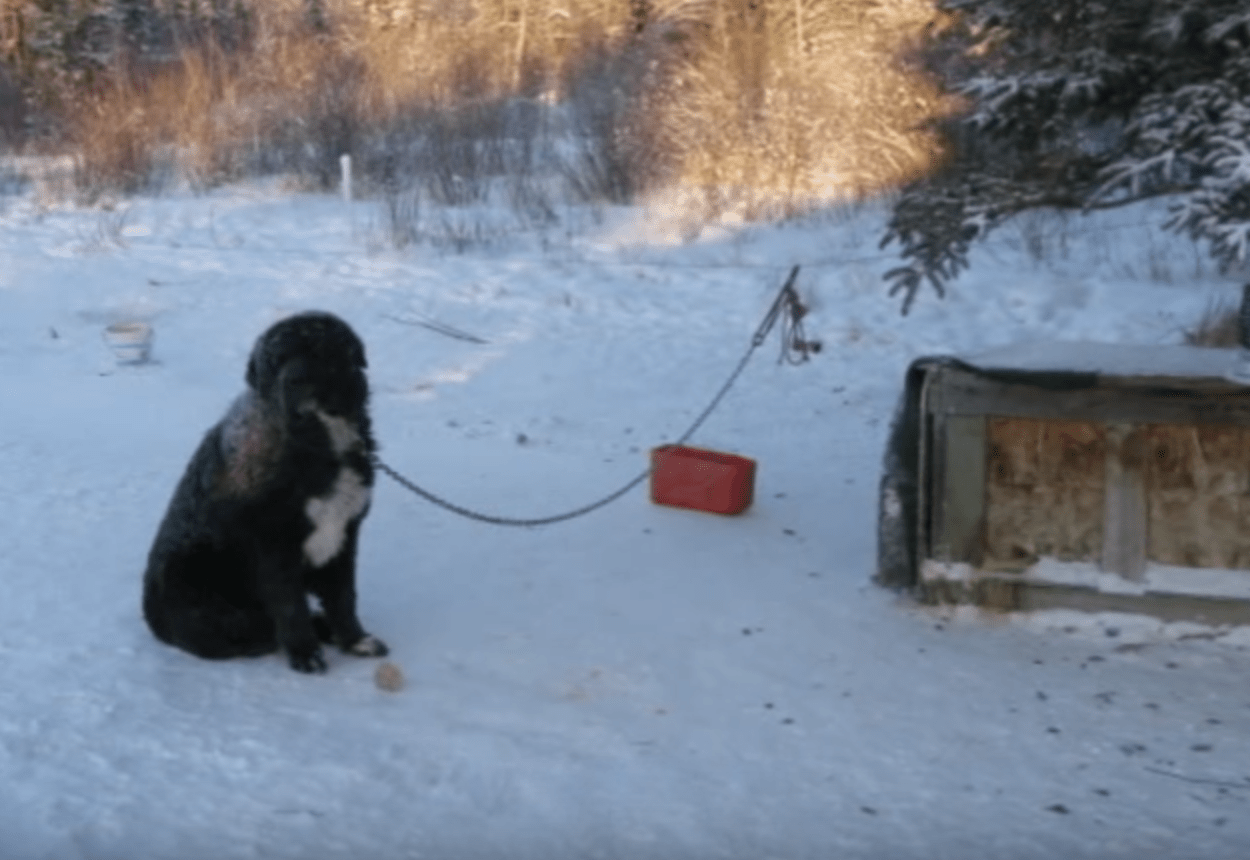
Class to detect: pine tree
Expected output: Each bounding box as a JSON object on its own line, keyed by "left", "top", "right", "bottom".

{"left": 882, "top": 0, "right": 1250, "bottom": 314}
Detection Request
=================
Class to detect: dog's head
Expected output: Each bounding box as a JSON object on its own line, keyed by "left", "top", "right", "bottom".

{"left": 246, "top": 311, "right": 369, "bottom": 421}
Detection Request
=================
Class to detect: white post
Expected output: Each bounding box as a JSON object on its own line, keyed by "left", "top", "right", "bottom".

{"left": 340, "top": 154, "right": 353, "bottom": 204}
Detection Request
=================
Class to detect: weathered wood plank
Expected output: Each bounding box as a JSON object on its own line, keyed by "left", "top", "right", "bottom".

{"left": 928, "top": 415, "right": 949, "bottom": 562}
{"left": 928, "top": 367, "right": 1250, "bottom": 427}
{"left": 933, "top": 415, "right": 986, "bottom": 565}
{"left": 1102, "top": 424, "right": 1148, "bottom": 581}
{"left": 1145, "top": 424, "right": 1250, "bottom": 568}
{"left": 983, "top": 418, "right": 1105, "bottom": 570}
{"left": 920, "top": 571, "right": 1250, "bottom": 627}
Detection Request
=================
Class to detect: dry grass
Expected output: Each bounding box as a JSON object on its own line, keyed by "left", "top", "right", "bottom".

{"left": 649, "top": 0, "right": 950, "bottom": 219}
{"left": 61, "top": 0, "right": 950, "bottom": 216}
{"left": 71, "top": 34, "right": 375, "bottom": 198}
{"left": 67, "top": 4, "right": 581, "bottom": 199}
{"left": 1184, "top": 299, "right": 1242, "bottom": 348}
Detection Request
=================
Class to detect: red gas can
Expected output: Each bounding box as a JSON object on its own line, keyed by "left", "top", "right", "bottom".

{"left": 650, "top": 445, "right": 756, "bottom": 515}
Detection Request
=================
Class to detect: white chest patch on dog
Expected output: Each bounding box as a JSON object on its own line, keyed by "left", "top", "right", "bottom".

{"left": 304, "top": 468, "right": 370, "bottom": 567}
{"left": 313, "top": 408, "right": 362, "bottom": 456}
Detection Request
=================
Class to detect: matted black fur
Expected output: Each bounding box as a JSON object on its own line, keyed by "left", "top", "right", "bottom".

{"left": 142, "top": 311, "right": 388, "bottom": 673}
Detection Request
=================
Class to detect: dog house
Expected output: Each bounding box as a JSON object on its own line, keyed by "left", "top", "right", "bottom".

{"left": 876, "top": 342, "right": 1250, "bottom": 624}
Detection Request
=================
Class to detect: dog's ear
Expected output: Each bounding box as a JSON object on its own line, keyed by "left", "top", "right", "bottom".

{"left": 245, "top": 336, "right": 277, "bottom": 395}
{"left": 246, "top": 350, "right": 260, "bottom": 391}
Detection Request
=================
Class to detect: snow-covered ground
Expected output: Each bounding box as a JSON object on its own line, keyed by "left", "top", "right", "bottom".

{"left": 2, "top": 176, "right": 1249, "bottom": 859}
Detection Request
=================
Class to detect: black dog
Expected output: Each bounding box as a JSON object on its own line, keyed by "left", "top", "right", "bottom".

{"left": 143, "top": 311, "right": 388, "bottom": 673}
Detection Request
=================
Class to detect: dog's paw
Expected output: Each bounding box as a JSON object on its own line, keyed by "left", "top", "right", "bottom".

{"left": 288, "top": 646, "right": 328, "bottom": 673}
{"left": 346, "top": 634, "right": 389, "bottom": 658}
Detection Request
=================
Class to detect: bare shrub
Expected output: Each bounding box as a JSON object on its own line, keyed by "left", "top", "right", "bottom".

{"left": 649, "top": 0, "right": 946, "bottom": 221}
{"left": 1184, "top": 299, "right": 1241, "bottom": 348}
{"left": 51, "top": 2, "right": 627, "bottom": 203}
{"left": 0, "top": 158, "right": 28, "bottom": 199}
{"left": 1012, "top": 210, "right": 1071, "bottom": 265}
{"left": 381, "top": 181, "right": 421, "bottom": 249}
{"left": 72, "top": 88, "right": 163, "bottom": 200}
{"left": 429, "top": 213, "right": 502, "bottom": 254}
{"left": 506, "top": 171, "right": 558, "bottom": 229}
{"left": 419, "top": 106, "right": 505, "bottom": 205}
{"left": 64, "top": 3, "right": 551, "bottom": 197}
{"left": 0, "top": 65, "right": 27, "bottom": 150}
{"left": 268, "top": 50, "right": 370, "bottom": 187}
{"left": 69, "top": 46, "right": 237, "bottom": 197}
{"left": 558, "top": 37, "right": 665, "bottom": 204}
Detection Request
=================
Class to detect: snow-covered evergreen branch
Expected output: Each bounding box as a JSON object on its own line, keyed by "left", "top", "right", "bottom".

{"left": 885, "top": 0, "right": 1250, "bottom": 313}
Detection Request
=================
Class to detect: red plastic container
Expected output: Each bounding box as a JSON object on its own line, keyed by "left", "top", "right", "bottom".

{"left": 650, "top": 445, "right": 756, "bottom": 515}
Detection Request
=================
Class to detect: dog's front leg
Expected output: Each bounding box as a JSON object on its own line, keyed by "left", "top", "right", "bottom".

{"left": 257, "top": 552, "right": 325, "bottom": 673}
{"left": 309, "top": 528, "right": 388, "bottom": 658}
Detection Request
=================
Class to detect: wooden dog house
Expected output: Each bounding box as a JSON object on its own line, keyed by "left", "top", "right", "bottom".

{"left": 876, "top": 342, "right": 1250, "bottom": 624}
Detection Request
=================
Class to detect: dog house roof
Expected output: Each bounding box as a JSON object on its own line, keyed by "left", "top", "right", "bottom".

{"left": 960, "top": 341, "right": 1245, "bottom": 385}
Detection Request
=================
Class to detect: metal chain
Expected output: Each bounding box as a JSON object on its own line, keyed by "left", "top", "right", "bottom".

{"left": 374, "top": 266, "right": 804, "bottom": 527}
{"left": 373, "top": 457, "right": 652, "bottom": 528}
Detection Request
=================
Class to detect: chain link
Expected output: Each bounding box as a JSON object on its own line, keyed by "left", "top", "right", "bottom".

{"left": 374, "top": 266, "right": 804, "bottom": 527}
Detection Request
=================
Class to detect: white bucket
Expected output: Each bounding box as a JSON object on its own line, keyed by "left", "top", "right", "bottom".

{"left": 103, "top": 321, "right": 154, "bottom": 364}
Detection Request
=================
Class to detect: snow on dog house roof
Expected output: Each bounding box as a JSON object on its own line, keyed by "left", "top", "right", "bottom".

{"left": 966, "top": 340, "right": 1250, "bottom": 382}
{"left": 876, "top": 341, "right": 1250, "bottom": 626}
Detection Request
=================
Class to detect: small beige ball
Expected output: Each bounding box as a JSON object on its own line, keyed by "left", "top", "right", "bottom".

{"left": 374, "top": 661, "right": 405, "bottom": 692}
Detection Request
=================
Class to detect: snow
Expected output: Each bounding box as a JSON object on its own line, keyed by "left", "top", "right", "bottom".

{"left": 2, "top": 176, "right": 1250, "bottom": 860}
{"left": 963, "top": 340, "right": 1246, "bottom": 381}
{"left": 1026, "top": 558, "right": 1250, "bottom": 602}
{"left": 925, "top": 558, "right": 1250, "bottom": 601}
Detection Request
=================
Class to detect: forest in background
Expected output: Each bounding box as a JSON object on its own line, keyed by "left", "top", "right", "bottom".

{"left": 0, "top": 0, "right": 948, "bottom": 215}
{"left": 10, "top": 0, "right": 1247, "bottom": 317}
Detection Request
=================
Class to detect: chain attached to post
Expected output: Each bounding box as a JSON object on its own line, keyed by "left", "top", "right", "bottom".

{"left": 375, "top": 265, "right": 814, "bottom": 526}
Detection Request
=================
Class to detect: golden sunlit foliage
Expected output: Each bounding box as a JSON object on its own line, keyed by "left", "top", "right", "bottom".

{"left": 50, "top": 0, "right": 948, "bottom": 212}
{"left": 649, "top": 0, "right": 948, "bottom": 215}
